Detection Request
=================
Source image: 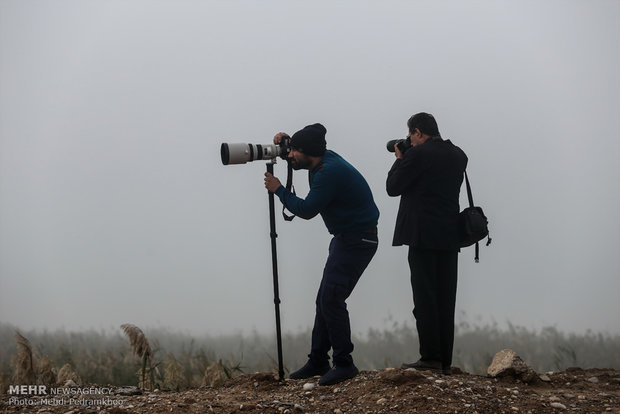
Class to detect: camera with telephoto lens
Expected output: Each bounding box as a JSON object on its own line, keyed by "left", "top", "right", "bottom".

{"left": 386, "top": 138, "right": 412, "bottom": 154}
{"left": 221, "top": 136, "right": 291, "bottom": 165}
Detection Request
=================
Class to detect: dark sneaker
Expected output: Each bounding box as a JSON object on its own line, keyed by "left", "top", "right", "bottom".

{"left": 318, "top": 364, "right": 359, "bottom": 386}
{"left": 289, "top": 361, "right": 330, "bottom": 380}
{"left": 401, "top": 359, "right": 443, "bottom": 373}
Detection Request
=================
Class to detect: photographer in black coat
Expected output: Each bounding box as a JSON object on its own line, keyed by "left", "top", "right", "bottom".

{"left": 386, "top": 112, "right": 467, "bottom": 374}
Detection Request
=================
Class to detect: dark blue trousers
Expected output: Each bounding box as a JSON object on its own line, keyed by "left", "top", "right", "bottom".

{"left": 308, "top": 231, "right": 378, "bottom": 368}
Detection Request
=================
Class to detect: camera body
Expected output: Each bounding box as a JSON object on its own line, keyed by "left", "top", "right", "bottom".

{"left": 221, "top": 136, "right": 291, "bottom": 165}
{"left": 386, "top": 138, "right": 412, "bottom": 154}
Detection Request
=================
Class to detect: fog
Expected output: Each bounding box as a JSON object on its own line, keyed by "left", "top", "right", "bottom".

{"left": 1, "top": 0, "right": 619, "bottom": 338}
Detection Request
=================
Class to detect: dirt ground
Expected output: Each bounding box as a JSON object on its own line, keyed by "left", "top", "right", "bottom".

{"left": 2, "top": 367, "right": 619, "bottom": 413}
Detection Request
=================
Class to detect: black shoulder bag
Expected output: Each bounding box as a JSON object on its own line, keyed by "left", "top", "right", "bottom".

{"left": 459, "top": 171, "right": 491, "bottom": 262}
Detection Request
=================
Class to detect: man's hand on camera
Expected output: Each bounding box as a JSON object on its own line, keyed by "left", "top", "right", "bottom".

{"left": 264, "top": 172, "right": 282, "bottom": 193}
{"left": 273, "top": 132, "right": 290, "bottom": 145}
{"left": 394, "top": 144, "right": 403, "bottom": 159}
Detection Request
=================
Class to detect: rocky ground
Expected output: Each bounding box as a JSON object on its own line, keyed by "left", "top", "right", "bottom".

{"left": 2, "top": 367, "right": 619, "bottom": 414}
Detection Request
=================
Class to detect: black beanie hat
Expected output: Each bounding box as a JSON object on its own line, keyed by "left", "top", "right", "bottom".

{"left": 290, "top": 123, "right": 327, "bottom": 156}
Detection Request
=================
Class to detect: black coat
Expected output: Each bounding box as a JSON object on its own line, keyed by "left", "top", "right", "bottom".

{"left": 386, "top": 137, "right": 468, "bottom": 249}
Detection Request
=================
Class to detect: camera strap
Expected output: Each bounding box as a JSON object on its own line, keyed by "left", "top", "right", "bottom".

{"left": 282, "top": 160, "right": 296, "bottom": 221}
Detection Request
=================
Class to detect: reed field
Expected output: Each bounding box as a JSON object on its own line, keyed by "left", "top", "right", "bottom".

{"left": 1, "top": 320, "right": 619, "bottom": 392}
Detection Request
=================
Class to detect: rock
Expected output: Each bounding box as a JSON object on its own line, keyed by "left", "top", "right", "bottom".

{"left": 63, "top": 380, "right": 78, "bottom": 388}
{"left": 378, "top": 368, "right": 425, "bottom": 385}
{"left": 303, "top": 383, "right": 315, "bottom": 391}
{"left": 487, "top": 349, "right": 538, "bottom": 383}
{"left": 116, "top": 386, "right": 142, "bottom": 396}
{"left": 539, "top": 374, "right": 551, "bottom": 382}
{"left": 377, "top": 398, "right": 387, "bottom": 404}
{"left": 550, "top": 402, "right": 567, "bottom": 409}
{"left": 250, "top": 372, "right": 277, "bottom": 383}
{"left": 587, "top": 377, "right": 599, "bottom": 383}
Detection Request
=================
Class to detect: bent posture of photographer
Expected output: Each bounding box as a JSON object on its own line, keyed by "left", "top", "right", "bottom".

{"left": 264, "top": 123, "right": 379, "bottom": 386}
{"left": 386, "top": 113, "right": 467, "bottom": 375}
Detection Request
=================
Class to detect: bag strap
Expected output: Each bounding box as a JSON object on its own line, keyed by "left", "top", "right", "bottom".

{"left": 464, "top": 171, "right": 474, "bottom": 208}
{"left": 475, "top": 236, "right": 493, "bottom": 263}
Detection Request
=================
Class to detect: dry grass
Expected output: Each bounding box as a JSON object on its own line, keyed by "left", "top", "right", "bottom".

{"left": 57, "top": 363, "right": 82, "bottom": 385}
{"left": 202, "top": 360, "right": 229, "bottom": 388}
{"left": 120, "top": 324, "right": 152, "bottom": 358}
{"left": 163, "top": 354, "right": 184, "bottom": 391}
{"left": 0, "top": 371, "right": 10, "bottom": 394}
{"left": 37, "top": 355, "right": 57, "bottom": 387}
{"left": 202, "top": 359, "right": 244, "bottom": 388}
{"left": 121, "top": 323, "right": 155, "bottom": 390}
{"left": 13, "top": 332, "right": 36, "bottom": 385}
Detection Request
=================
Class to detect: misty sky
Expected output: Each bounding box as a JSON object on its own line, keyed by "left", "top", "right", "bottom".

{"left": 1, "top": 0, "right": 619, "bottom": 338}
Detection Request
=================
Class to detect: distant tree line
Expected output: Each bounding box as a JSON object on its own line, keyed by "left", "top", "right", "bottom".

{"left": 1, "top": 321, "right": 618, "bottom": 391}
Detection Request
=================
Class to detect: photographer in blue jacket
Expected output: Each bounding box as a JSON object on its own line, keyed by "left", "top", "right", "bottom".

{"left": 264, "top": 123, "right": 379, "bottom": 386}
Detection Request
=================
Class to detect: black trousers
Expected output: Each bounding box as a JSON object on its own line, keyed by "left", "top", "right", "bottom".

{"left": 309, "top": 231, "right": 378, "bottom": 368}
{"left": 408, "top": 247, "right": 458, "bottom": 368}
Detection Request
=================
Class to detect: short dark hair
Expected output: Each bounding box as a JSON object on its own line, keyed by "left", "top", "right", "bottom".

{"left": 407, "top": 112, "right": 440, "bottom": 136}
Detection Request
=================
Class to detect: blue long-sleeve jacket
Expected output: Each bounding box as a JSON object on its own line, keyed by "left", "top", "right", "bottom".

{"left": 274, "top": 150, "right": 379, "bottom": 235}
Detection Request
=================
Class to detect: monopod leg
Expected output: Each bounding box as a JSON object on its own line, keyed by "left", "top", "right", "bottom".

{"left": 267, "top": 162, "right": 285, "bottom": 381}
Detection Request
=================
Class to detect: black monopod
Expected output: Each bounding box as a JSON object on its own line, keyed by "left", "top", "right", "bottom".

{"left": 266, "top": 160, "right": 285, "bottom": 381}
{"left": 221, "top": 140, "right": 294, "bottom": 381}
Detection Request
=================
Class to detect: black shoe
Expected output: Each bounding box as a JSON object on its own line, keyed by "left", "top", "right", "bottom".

{"left": 289, "top": 361, "right": 330, "bottom": 380}
{"left": 318, "top": 364, "right": 359, "bottom": 386}
{"left": 401, "top": 359, "right": 442, "bottom": 373}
